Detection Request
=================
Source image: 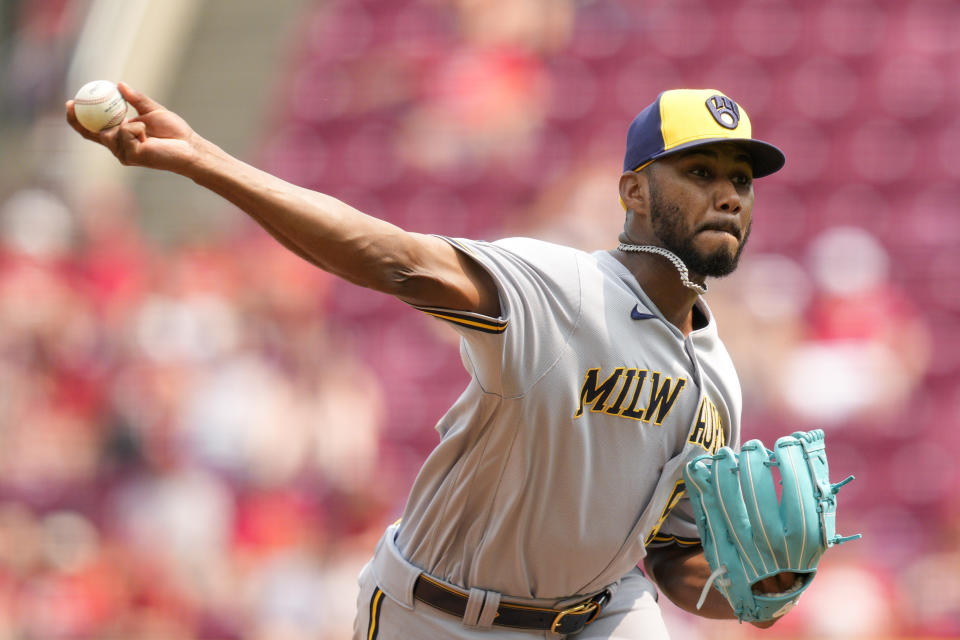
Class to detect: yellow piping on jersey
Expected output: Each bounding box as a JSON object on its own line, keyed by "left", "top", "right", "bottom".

{"left": 419, "top": 309, "right": 508, "bottom": 334}
{"left": 648, "top": 534, "right": 700, "bottom": 547}
{"left": 367, "top": 588, "right": 384, "bottom": 640}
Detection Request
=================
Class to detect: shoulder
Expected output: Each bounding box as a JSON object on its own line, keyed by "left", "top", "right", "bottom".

{"left": 454, "top": 236, "right": 590, "bottom": 264}
{"left": 491, "top": 236, "right": 584, "bottom": 256}
{"left": 444, "top": 236, "right": 594, "bottom": 280}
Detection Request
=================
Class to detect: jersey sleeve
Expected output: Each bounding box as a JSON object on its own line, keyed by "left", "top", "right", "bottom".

{"left": 412, "top": 236, "right": 584, "bottom": 397}
{"left": 645, "top": 496, "right": 701, "bottom": 548}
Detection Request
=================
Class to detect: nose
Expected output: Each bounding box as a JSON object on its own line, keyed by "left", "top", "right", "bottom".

{"left": 715, "top": 180, "right": 742, "bottom": 214}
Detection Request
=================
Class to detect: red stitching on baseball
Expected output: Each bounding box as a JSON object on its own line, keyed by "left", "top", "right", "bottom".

{"left": 74, "top": 94, "right": 114, "bottom": 105}
{"left": 104, "top": 111, "right": 126, "bottom": 128}
{"left": 74, "top": 83, "right": 119, "bottom": 105}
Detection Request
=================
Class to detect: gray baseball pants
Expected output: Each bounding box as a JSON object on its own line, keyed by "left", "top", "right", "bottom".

{"left": 353, "top": 524, "right": 671, "bottom": 640}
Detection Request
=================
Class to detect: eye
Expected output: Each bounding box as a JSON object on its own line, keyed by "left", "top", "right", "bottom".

{"left": 732, "top": 173, "right": 753, "bottom": 187}
{"left": 690, "top": 166, "right": 711, "bottom": 179}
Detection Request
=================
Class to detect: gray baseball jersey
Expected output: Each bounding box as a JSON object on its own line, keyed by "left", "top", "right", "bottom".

{"left": 360, "top": 236, "right": 742, "bottom": 636}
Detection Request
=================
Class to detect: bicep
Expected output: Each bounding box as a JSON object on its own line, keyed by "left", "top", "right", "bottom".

{"left": 390, "top": 233, "right": 500, "bottom": 317}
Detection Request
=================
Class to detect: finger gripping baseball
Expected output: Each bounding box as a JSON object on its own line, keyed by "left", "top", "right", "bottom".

{"left": 683, "top": 429, "right": 861, "bottom": 622}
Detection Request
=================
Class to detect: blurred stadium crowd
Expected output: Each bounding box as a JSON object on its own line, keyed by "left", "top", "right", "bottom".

{"left": 2, "top": 0, "right": 960, "bottom": 638}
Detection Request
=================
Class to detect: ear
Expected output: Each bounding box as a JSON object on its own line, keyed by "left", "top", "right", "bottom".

{"left": 619, "top": 170, "right": 649, "bottom": 215}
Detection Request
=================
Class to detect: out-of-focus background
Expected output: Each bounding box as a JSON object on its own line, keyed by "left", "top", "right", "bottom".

{"left": 0, "top": 0, "right": 957, "bottom": 638}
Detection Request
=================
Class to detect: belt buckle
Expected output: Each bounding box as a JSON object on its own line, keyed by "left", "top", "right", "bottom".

{"left": 550, "top": 599, "right": 600, "bottom": 634}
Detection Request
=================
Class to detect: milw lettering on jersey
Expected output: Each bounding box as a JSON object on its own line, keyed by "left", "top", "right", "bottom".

{"left": 687, "top": 396, "right": 726, "bottom": 454}
{"left": 574, "top": 367, "right": 686, "bottom": 425}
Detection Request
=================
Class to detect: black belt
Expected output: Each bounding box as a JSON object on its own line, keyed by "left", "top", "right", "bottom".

{"left": 413, "top": 574, "right": 610, "bottom": 635}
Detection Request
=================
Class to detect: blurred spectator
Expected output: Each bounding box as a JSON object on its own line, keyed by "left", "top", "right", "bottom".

{"left": 779, "top": 226, "right": 930, "bottom": 426}
{"left": 0, "top": 188, "right": 75, "bottom": 259}
{"left": 0, "top": 0, "right": 83, "bottom": 124}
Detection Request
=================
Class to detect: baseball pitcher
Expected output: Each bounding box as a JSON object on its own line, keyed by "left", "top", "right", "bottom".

{"left": 67, "top": 86, "right": 858, "bottom": 638}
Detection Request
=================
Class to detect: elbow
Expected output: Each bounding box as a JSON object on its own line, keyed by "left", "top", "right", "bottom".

{"left": 318, "top": 235, "right": 417, "bottom": 295}
{"left": 386, "top": 262, "right": 419, "bottom": 291}
{"left": 338, "top": 252, "right": 432, "bottom": 301}
{"left": 362, "top": 238, "right": 451, "bottom": 303}
{"left": 325, "top": 234, "right": 474, "bottom": 310}
{"left": 382, "top": 261, "right": 472, "bottom": 311}
{"left": 382, "top": 263, "right": 446, "bottom": 303}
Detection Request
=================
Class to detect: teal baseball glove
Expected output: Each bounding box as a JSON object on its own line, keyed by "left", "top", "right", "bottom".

{"left": 682, "top": 430, "right": 861, "bottom": 622}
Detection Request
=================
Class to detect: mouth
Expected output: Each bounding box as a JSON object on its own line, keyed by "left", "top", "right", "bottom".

{"left": 698, "top": 225, "right": 741, "bottom": 242}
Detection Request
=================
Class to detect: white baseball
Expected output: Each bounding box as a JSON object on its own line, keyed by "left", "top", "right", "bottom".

{"left": 73, "top": 80, "right": 128, "bottom": 132}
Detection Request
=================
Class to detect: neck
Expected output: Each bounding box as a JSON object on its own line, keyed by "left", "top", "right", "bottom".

{"left": 617, "top": 243, "right": 707, "bottom": 295}
{"left": 610, "top": 245, "right": 704, "bottom": 336}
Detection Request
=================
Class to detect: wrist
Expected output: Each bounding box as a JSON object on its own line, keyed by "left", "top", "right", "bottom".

{"left": 179, "top": 135, "right": 225, "bottom": 182}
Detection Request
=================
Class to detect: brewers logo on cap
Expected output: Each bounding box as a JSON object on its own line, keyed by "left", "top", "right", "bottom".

{"left": 623, "top": 89, "right": 785, "bottom": 177}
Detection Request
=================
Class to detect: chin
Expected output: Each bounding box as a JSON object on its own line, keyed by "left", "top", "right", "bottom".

{"left": 690, "top": 247, "right": 741, "bottom": 278}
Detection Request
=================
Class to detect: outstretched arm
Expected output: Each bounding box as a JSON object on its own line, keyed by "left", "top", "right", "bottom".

{"left": 66, "top": 83, "right": 499, "bottom": 316}
{"left": 643, "top": 544, "right": 793, "bottom": 628}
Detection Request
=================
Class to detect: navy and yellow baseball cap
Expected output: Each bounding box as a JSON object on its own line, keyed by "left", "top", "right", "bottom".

{"left": 624, "top": 89, "right": 785, "bottom": 177}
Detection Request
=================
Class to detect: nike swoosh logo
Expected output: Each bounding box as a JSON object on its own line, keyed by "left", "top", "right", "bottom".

{"left": 631, "top": 304, "right": 656, "bottom": 320}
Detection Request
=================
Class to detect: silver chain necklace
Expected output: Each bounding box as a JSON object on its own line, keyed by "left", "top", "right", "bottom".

{"left": 617, "top": 243, "right": 707, "bottom": 295}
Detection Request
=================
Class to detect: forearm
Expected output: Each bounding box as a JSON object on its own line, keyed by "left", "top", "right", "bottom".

{"left": 181, "top": 137, "right": 417, "bottom": 293}
{"left": 644, "top": 546, "right": 734, "bottom": 619}
{"left": 644, "top": 545, "right": 783, "bottom": 629}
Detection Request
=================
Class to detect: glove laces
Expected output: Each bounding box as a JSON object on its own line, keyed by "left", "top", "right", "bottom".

{"left": 617, "top": 243, "right": 707, "bottom": 295}
{"left": 697, "top": 566, "right": 730, "bottom": 610}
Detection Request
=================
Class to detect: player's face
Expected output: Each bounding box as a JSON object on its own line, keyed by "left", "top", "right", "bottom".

{"left": 646, "top": 144, "right": 755, "bottom": 278}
